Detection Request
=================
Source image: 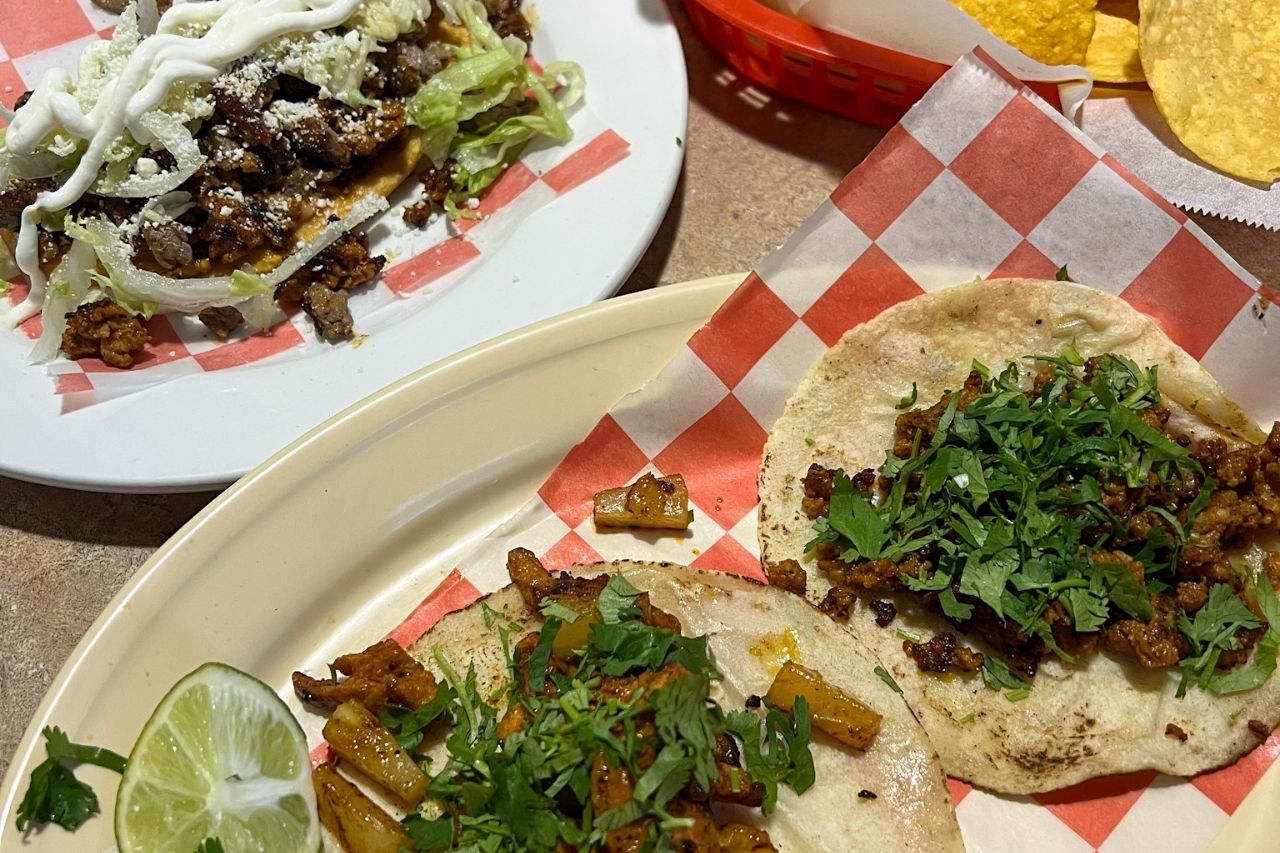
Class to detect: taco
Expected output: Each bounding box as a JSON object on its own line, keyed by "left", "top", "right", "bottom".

{"left": 292, "top": 550, "right": 964, "bottom": 851}
{"left": 0, "top": 0, "right": 582, "bottom": 365}
{"left": 758, "top": 278, "right": 1280, "bottom": 794}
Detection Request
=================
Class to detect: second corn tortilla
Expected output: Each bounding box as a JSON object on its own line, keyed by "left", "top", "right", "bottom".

{"left": 757, "top": 279, "right": 1277, "bottom": 794}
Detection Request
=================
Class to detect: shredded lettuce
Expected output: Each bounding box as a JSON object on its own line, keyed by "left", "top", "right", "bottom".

{"left": 26, "top": 193, "right": 388, "bottom": 362}
{"left": 264, "top": 0, "right": 428, "bottom": 103}
{"left": 30, "top": 240, "right": 97, "bottom": 363}
{"left": 406, "top": 0, "right": 585, "bottom": 213}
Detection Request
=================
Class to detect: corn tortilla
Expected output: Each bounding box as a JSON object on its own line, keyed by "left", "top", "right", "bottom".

{"left": 409, "top": 561, "right": 965, "bottom": 850}
{"left": 758, "top": 279, "right": 1278, "bottom": 794}
{"left": 1138, "top": 0, "right": 1280, "bottom": 183}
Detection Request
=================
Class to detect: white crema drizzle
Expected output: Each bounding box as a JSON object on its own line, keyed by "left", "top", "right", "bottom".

{"left": 0, "top": 0, "right": 365, "bottom": 329}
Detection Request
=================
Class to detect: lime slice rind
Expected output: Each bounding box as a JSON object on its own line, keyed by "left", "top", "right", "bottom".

{"left": 115, "top": 663, "right": 319, "bottom": 853}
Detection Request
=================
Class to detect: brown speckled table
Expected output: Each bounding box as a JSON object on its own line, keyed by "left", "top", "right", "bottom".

{"left": 2, "top": 2, "right": 1278, "bottom": 782}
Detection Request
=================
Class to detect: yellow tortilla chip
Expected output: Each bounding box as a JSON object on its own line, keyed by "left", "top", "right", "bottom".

{"left": 949, "top": 0, "right": 1098, "bottom": 67}
{"left": 1085, "top": 0, "right": 1144, "bottom": 83}
{"left": 1139, "top": 0, "right": 1280, "bottom": 183}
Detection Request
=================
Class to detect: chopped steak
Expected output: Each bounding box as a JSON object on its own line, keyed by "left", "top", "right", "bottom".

{"left": 869, "top": 599, "right": 897, "bottom": 627}
{"left": 38, "top": 230, "right": 67, "bottom": 267}
{"left": 324, "top": 100, "right": 407, "bottom": 158}
{"left": 141, "top": 220, "right": 194, "bottom": 271}
{"left": 818, "top": 586, "right": 856, "bottom": 621}
{"left": 61, "top": 300, "right": 149, "bottom": 368}
{"left": 484, "top": 0, "right": 532, "bottom": 42}
{"left": 404, "top": 161, "right": 457, "bottom": 226}
{"left": 903, "top": 632, "right": 984, "bottom": 675}
{"left": 764, "top": 559, "right": 807, "bottom": 596}
{"left": 369, "top": 31, "right": 451, "bottom": 97}
{"left": 197, "top": 305, "right": 244, "bottom": 341}
{"left": 289, "top": 112, "right": 352, "bottom": 167}
{"left": 0, "top": 178, "right": 56, "bottom": 231}
{"left": 277, "top": 230, "right": 386, "bottom": 307}
{"left": 302, "top": 284, "right": 353, "bottom": 341}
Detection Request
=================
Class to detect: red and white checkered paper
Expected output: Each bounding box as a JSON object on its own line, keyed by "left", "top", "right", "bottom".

{"left": 362, "top": 47, "right": 1280, "bottom": 852}
{"left": 0, "top": 0, "right": 629, "bottom": 402}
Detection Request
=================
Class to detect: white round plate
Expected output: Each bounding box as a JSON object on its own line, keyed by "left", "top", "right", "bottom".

{"left": 0, "top": 275, "right": 738, "bottom": 851}
{"left": 0, "top": 0, "right": 686, "bottom": 493}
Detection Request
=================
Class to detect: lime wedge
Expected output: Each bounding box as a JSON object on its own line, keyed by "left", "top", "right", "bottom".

{"left": 115, "top": 663, "right": 320, "bottom": 853}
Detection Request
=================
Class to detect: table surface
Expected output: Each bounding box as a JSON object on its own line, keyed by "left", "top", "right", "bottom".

{"left": 3, "top": 3, "right": 1278, "bottom": 782}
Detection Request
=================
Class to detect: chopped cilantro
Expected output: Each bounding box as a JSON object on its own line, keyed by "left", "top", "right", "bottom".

{"left": 808, "top": 353, "right": 1253, "bottom": 696}
{"left": 981, "top": 656, "right": 1030, "bottom": 701}
{"left": 405, "top": 581, "right": 816, "bottom": 849}
{"left": 402, "top": 815, "right": 455, "bottom": 851}
{"left": 874, "top": 666, "right": 902, "bottom": 694}
{"left": 596, "top": 574, "right": 642, "bottom": 624}
{"left": 895, "top": 383, "right": 919, "bottom": 410}
{"left": 15, "top": 727, "right": 127, "bottom": 833}
{"left": 537, "top": 599, "right": 580, "bottom": 623}
{"left": 724, "top": 696, "right": 816, "bottom": 813}
{"left": 1055, "top": 265, "right": 1072, "bottom": 281}
{"left": 1178, "top": 579, "right": 1277, "bottom": 698}
{"left": 958, "top": 712, "right": 976, "bottom": 724}
{"left": 380, "top": 683, "right": 458, "bottom": 752}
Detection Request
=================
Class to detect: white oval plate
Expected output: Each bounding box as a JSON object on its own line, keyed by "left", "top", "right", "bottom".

{"left": 0, "top": 275, "right": 738, "bottom": 851}
{"left": 0, "top": 0, "right": 687, "bottom": 493}
{"left": 1, "top": 275, "right": 1275, "bottom": 852}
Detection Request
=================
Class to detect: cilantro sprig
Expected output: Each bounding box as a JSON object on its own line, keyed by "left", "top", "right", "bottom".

{"left": 15, "top": 726, "right": 127, "bottom": 833}
{"left": 403, "top": 576, "right": 816, "bottom": 850}
{"left": 1178, "top": 574, "right": 1280, "bottom": 698}
{"left": 809, "top": 350, "right": 1256, "bottom": 694}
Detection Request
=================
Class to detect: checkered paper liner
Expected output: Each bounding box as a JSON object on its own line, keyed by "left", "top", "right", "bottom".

{"left": 342, "top": 47, "right": 1280, "bottom": 852}
{"left": 0, "top": 0, "right": 629, "bottom": 403}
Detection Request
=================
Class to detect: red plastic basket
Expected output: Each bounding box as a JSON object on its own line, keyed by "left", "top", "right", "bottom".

{"left": 681, "top": 0, "right": 1058, "bottom": 127}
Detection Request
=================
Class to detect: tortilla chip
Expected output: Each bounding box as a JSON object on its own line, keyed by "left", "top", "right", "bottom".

{"left": 1139, "top": 0, "right": 1280, "bottom": 183}
{"left": 1086, "top": 0, "right": 1144, "bottom": 83}
{"left": 235, "top": 130, "right": 422, "bottom": 275}
{"left": 949, "top": 0, "right": 1098, "bottom": 67}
